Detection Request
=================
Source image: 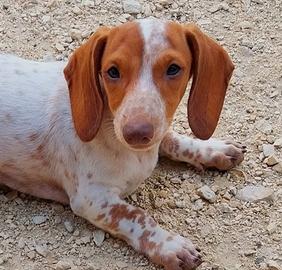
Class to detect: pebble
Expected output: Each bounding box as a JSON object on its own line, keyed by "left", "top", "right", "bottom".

{"left": 266, "top": 260, "right": 281, "bottom": 270}
{"left": 72, "top": 6, "right": 82, "bottom": 15}
{"left": 70, "top": 29, "right": 82, "bottom": 40}
{"left": 64, "top": 220, "right": 74, "bottom": 233}
{"left": 158, "top": 0, "right": 173, "bottom": 5}
{"left": 122, "top": 0, "right": 142, "bottom": 14}
{"left": 32, "top": 215, "right": 48, "bottom": 225}
{"left": 209, "top": 3, "right": 229, "bottom": 13}
{"left": 273, "top": 162, "right": 282, "bottom": 173}
{"left": 262, "top": 144, "right": 275, "bottom": 157}
{"left": 175, "top": 200, "right": 186, "bottom": 208}
{"left": 274, "top": 138, "right": 282, "bottom": 148}
{"left": 55, "top": 43, "right": 65, "bottom": 52}
{"left": 197, "top": 185, "right": 217, "bottom": 203}
{"left": 267, "top": 222, "right": 277, "bottom": 234}
{"left": 193, "top": 199, "right": 204, "bottom": 211}
{"left": 236, "top": 185, "right": 274, "bottom": 202}
{"left": 0, "top": 257, "right": 7, "bottom": 266}
{"left": 264, "top": 155, "right": 279, "bottom": 166}
{"left": 35, "top": 244, "right": 48, "bottom": 257}
{"left": 55, "top": 260, "right": 72, "bottom": 270}
{"left": 93, "top": 229, "right": 105, "bottom": 247}
{"left": 82, "top": 0, "right": 95, "bottom": 7}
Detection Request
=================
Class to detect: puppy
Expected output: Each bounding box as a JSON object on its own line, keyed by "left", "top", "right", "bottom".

{"left": 0, "top": 18, "right": 245, "bottom": 270}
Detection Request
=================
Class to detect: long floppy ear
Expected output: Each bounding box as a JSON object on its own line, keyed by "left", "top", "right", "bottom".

{"left": 64, "top": 27, "right": 110, "bottom": 142}
{"left": 184, "top": 24, "right": 234, "bottom": 140}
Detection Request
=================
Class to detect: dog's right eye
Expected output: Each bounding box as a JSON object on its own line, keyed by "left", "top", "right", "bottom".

{"left": 107, "top": 67, "right": 120, "bottom": 79}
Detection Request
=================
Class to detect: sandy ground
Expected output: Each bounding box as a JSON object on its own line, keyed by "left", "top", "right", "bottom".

{"left": 0, "top": 0, "right": 281, "bottom": 270}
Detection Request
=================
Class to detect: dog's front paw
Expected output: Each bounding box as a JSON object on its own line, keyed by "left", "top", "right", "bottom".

{"left": 197, "top": 139, "right": 246, "bottom": 171}
{"left": 149, "top": 233, "right": 202, "bottom": 270}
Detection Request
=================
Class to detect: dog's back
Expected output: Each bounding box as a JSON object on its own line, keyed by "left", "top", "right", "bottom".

{"left": 0, "top": 54, "right": 70, "bottom": 202}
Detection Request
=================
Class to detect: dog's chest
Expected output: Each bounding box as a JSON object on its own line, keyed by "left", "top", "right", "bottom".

{"left": 80, "top": 143, "right": 160, "bottom": 196}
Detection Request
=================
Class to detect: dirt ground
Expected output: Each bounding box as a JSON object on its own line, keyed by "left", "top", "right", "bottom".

{"left": 0, "top": 0, "right": 281, "bottom": 270}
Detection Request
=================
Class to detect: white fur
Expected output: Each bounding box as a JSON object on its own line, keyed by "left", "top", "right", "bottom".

{"left": 0, "top": 54, "right": 158, "bottom": 201}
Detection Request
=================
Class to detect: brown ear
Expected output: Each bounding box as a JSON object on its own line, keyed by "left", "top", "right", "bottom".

{"left": 64, "top": 27, "right": 110, "bottom": 142}
{"left": 184, "top": 24, "right": 234, "bottom": 140}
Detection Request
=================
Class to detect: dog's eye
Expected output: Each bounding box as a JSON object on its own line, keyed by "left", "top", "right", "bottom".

{"left": 166, "top": 64, "right": 181, "bottom": 77}
{"left": 107, "top": 67, "right": 120, "bottom": 79}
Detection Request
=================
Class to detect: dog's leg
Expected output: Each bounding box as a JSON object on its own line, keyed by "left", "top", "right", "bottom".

{"left": 70, "top": 184, "right": 202, "bottom": 270}
{"left": 160, "top": 130, "right": 246, "bottom": 171}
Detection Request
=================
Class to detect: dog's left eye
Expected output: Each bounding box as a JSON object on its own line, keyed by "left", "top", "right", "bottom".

{"left": 166, "top": 64, "right": 181, "bottom": 77}
{"left": 107, "top": 67, "right": 120, "bottom": 79}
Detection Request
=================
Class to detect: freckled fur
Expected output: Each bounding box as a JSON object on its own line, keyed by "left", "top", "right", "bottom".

{"left": 0, "top": 18, "right": 242, "bottom": 270}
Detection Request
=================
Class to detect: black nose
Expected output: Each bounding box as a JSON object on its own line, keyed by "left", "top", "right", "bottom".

{"left": 122, "top": 122, "right": 154, "bottom": 146}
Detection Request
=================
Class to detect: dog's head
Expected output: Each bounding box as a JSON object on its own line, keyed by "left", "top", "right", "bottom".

{"left": 64, "top": 19, "right": 234, "bottom": 150}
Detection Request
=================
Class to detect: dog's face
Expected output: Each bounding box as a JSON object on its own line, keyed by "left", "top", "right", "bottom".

{"left": 64, "top": 19, "right": 234, "bottom": 150}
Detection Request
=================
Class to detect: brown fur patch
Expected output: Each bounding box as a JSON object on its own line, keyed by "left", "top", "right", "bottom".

{"left": 108, "top": 204, "right": 145, "bottom": 231}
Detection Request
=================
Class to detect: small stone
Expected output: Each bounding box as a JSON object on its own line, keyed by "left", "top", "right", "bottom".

{"left": 236, "top": 185, "right": 274, "bottom": 202}
{"left": 116, "top": 261, "right": 128, "bottom": 269}
{"left": 93, "top": 229, "right": 105, "bottom": 247}
{"left": 42, "top": 15, "right": 51, "bottom": 23}
{"left": 55, "top": 260, "right": 72, "bottom": 270}
{"left": 209, "top": 3, "right": 229, "bottom": 13}
{"left": 69, "top": 29, "right": 82, "bottom": 40}
{"left": 35, "top": 244, "right": 48, "bottom": 257}
{"left": 273, "top": 162, "right": 282, "bottom": 173}
{"left": 244, "top": 249, "right": 256, "bottom": 256}
{"left": 255, "top": 120, "right": 273, "bottom": 134}
{"left": 264, "top": 155, "right": 279, "bottom": 166}
{"left": 170, "top": 177, "right": 182, "bottom": 184}
{"left": 64, "top": 220, "right": 74, "bottom": 233}
{"left": 18, "top": 238, "right": 25, "bottom": 249}
{"left": 122, "top": 0, "right": 142, "bottom": 14}
{"left": 218, "top": 202, "right": 233, "bottom": 213}
{"left": 262, "top": 144, "right": 275, "bottom": 157}
{"left": 143, "top": 4, "right": 152, "bottom": 16}
{"left": 82, "top": 0, "right": 95, "bottom": 7}
{"left": 175, "top": 200, "right": 186, "bottom": 208}
{"left": 239, "top": 21, "right": 252, "bottom": 29}
{"left": 55, "top": 43, "right": 65, "bottom": 52}
{"left": 267, "top": 222, "right": 277, "bottom": 234}
{"left": 266, "top": 260, "right": 281, "bottom": 270}
{"left": 130, "top": 193, "right": 137, "bottom": 202}
{"left": 72, "top": 6, "right": 82, "bottom": 15}
{"left": 27, "top": 251, "right": 36, "bottom": 260}
{"left": 32, "top": 215, "right": 48, "bottom": 225}
{"left": 5, "top": 190, "right": 18, "bottom": 200}
{"left": 193, "top": 199, "right": 204, "bottom": 211}
{"left": 274, "top": 138, "right": 282, "bottom": 148}
{"left": 0, "top": 257, "right": 7, "bottom": 265}
{"left": 158, "top": 0, "right": 173, "bottom": 5}
{"left": 54, "top": 215, "right": 62, "bottom": 224}
{"left": 197, "top": 185, "right": 217, "bottom": 203}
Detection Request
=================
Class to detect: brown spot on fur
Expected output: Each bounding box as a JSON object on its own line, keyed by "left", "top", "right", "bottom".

{"left": 166, "top": 236, "right": 173, "bottom": 241}
{"left": 130, "top": 228, "right": 134, "bottom": 233}
{"left": 101, "top": 202, "right": 108, "bottom": 209}
{"left": 162, "top": 134, "right": 180, "bottom": 154}
{"left": 182, "top": 149, "right": 194, "bottom": 159}
{"left": 87, "top": 172, "right": 93, "bottom": 179}
{"left": 139, "top": 230, "right": 157, "bottom": 251}
{"left": 148, "top": 217, "right": 157, "bottom": 228}
{"left": 138, "top": 215, "right": 146, "bottom": 228}
{"left": 108, "top": 204, "right": 145, "bottom": 231}
{"left": 89, "top": 201, "right": 93, "bottom": 206}
{"left": 96, "top": 213, "right": 106, "bottom": 221}
{"left": 29, "top": 133, "right": 39, "bottom": 142}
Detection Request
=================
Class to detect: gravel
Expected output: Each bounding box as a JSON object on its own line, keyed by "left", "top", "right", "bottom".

{"left": 0, "top": 0, "right": 281, "bottom": 269}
